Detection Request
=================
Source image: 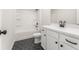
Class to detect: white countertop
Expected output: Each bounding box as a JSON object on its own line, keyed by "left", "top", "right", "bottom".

{"left": 43, "top": 23, "right": 79, "bottom": 39}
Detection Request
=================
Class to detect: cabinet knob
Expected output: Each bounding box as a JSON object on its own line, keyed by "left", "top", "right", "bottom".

{"left": 55, "top": 41, "right": 58, "bottom": 44}
{"left": 60, "top": 44, "right": 63, "bottom": 47}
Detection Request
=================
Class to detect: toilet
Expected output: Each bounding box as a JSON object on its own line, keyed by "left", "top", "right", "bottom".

{"left": 33, "top": 33, "right": 41, "bottom": 44}
{"left": 33, "top": 20, "right": 41, "bottom": 44}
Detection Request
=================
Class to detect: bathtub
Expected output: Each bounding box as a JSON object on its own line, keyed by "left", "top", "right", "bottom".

{"left": 15, "top": 29, "right": 34, "bottom": 41}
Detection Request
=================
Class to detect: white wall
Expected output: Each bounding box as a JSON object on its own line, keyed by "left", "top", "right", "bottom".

{"left": 77, "top": 9, "right": 79, "bottom": 25}
{"left": 51, "top": 9, "right": 76, "bottom": 24}
{"left": 39, "top": 9, "right": 51, "bottom": 29}
{"left": 1, "top": 10, "right": 16, "bottom": 49}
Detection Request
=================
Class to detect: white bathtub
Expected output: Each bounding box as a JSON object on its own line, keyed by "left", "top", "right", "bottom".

{"left": 15, "top": 29, "right": 34, "bottom": 41}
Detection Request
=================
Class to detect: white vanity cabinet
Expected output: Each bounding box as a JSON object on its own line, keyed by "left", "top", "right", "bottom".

{"left": 41, "top": 27, "right": 76, "bottom": 50}
{"left": 41, "top": 24, "right": 79, "bottom": 50}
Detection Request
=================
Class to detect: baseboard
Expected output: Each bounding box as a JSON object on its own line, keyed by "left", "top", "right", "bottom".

{"left": 15, "top": 30, "right": 34, "bottom": 41}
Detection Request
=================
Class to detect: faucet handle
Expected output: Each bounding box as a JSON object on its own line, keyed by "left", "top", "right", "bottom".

{"left": 64, "top": 21, "right": 66, "bottom": 23}
{"left": 59, "top": 20, "right": 66, "bottom": 27}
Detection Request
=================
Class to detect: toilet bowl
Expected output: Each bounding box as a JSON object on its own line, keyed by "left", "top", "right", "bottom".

{"left": 33, "top": 33, "right": 41, "bottom": 44}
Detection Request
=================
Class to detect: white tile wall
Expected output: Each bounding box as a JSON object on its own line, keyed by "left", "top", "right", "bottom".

{"left": 15, "top": 9, "right": 36, "bottom": 32}
{"left": 51, "top": 9, "right": 76, "bottom": 24}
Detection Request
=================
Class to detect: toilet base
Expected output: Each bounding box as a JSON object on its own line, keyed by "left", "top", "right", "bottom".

{"left": 34, "top": 37, "right": 41, "bottom": 44}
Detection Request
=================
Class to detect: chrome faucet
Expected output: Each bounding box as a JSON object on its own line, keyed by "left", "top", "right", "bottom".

{"left": 59, "top": 20, "right": 66, "bottom": 27}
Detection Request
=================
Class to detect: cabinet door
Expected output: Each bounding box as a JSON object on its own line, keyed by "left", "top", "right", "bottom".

{"left": 59, "top": 42, "right": 75, "bottom": 50}
{"left": 41, "top": 28, "right": 47, "bottom": 49}
{"left": 47, "top": 35, "right": 58, "bottom": 50}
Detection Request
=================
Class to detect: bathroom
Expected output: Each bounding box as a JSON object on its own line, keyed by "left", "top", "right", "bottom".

{"left": 0, "top": 9, "right": 79, "bottom": 50}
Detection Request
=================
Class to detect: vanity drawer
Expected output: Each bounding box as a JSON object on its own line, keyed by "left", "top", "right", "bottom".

{"left": 60, "top": 34, "right": 79, "bottom": 49}
{"left": 47, "top": 30, "right": 58, "bottom": 39}
{"left": 59, "top": 42, "right": 75, "bottom": 50}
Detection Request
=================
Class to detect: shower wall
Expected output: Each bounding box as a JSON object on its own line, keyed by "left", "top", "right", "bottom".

{"left": 15, "top": 9, "right": 37, "bottom": 41}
